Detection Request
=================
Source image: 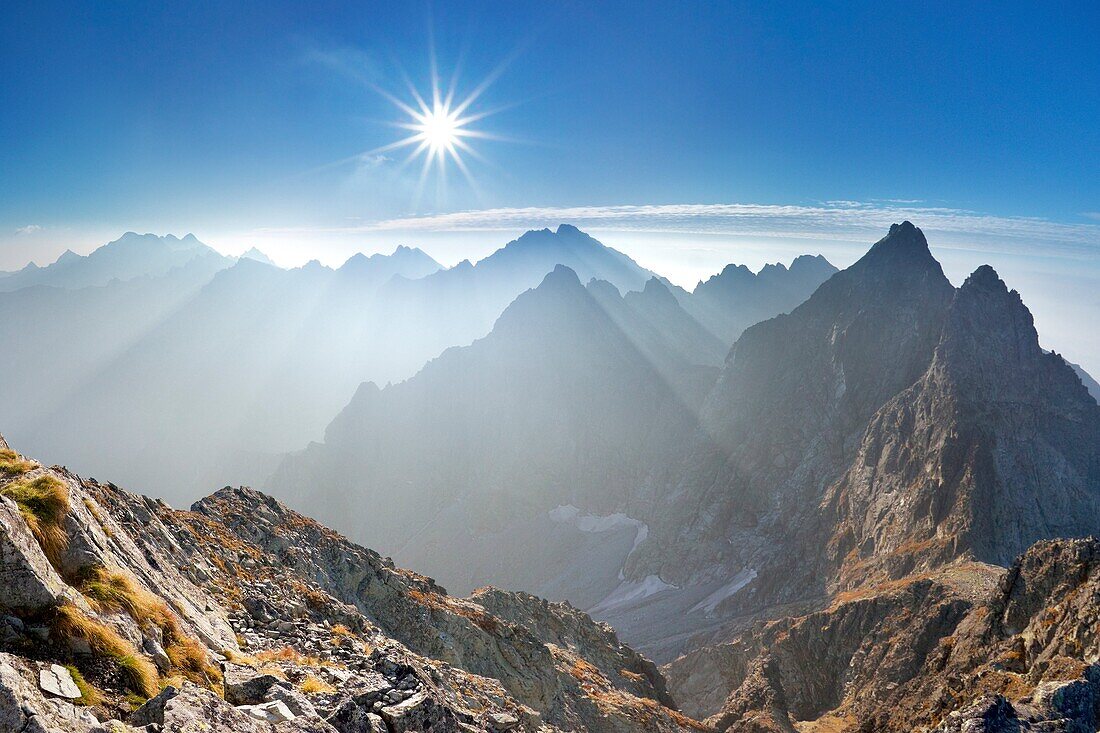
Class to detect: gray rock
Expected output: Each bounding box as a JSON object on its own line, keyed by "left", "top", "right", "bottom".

{"left": 325, "top": 699, "right": 393, "bottom": 733}
{"left": 132, "top": 683, "right": 268, "bottom": 732}
{"left": 487, "top": 712, "right": 519, "bottom": 731}
{"left": 0, "top": 653, "right": 98, "bottom": 732}
{"left": 38, "top": 665, "right": 80, "bottom": 699}
{"left": 0, "top": 498, "right": 84, "bottom": 613}
{"left": 142, "top": 637, "right": 171, "bottom": 674}
{"left": 381, "top": 691, "right": 456, "bottom": 733}
{"left": 266, "top": 682, "right": 318, "bottom": 718}
{"left": 238, "top": 699, "right": 296, "bottom": 723}
{"left": 223, "top": 663, "right": 281, "bottom": 705}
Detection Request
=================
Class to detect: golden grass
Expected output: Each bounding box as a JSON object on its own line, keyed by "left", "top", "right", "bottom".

{"left": 65, "top": 664, "right": 104, "bottom": 706}
{"left": 0, "top": 448, "right": 34, "bottom": 475}
{"left": 223, "top": 648, "right": 259, "bottom": 666}
{"left": 166, "top": 635, "right": 222, "bottom": 688}
{"left": 77, "top": 566, "right": 222, "bottom": 690}
{"left": 79, "top": 566, "right": 164, "bottom": 625}
{"left": 52, "top": 604, "right": 159, "bottom": 698}
{"left": 552, "top": 644, "right": 708, "bottom": 731}
{"left": 1, "top": 474, "right": 70, "bottom": 564}
{"left": 255, "top": 646, "right": 322, "bottom": 667}
{"left": 300, "top": 674, "right": 336, "bottom": 694}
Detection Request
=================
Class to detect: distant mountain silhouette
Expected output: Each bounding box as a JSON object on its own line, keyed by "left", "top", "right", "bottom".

{"left": 269, "top": 223, "right": 1100, "bottom": 683}
{"left": 0, "top": 232, "right": 229, "bottom": 292}
{"left": 2, "top": 227, "right": 724, "bottom": 501}
{"left": 266, "top": 250, "right": 837, "bottom": 607}
{"left": 681, "top": 253, "right": 838, "bottom": 343}
{"left": 1068, "top": 359, "right": 1100, "bottom": 402}
{"left": 239, "top": 246, "right": 275, "bottom": 265}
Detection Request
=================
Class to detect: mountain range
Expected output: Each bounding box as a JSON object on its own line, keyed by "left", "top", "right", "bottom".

{"left": 0, "top": 225, "right": 834, "bottom": 502}
{"left": 265, "top": 223, "right": 1100, "bottom": 732}
{"left": 3, "top": 221, "right": 1099, "bottom": 731}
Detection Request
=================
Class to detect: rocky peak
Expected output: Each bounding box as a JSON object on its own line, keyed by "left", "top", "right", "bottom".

{"left": 490, "top": 265, "right": 592, "bottom": 337}
{"left": 239, "top": 247, "right": 275, "bottom": 266}
{"left": 637, "top": 277, "right": 678, "bottom": 305}
{"left": 693, "top": 264, "right": 755, "bottom": 295}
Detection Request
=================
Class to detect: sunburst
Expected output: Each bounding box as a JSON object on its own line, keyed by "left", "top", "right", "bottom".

{"left": 362, "top": 54, "right": 510, "bottom": 197}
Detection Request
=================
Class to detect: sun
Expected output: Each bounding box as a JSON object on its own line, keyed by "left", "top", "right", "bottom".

{"left": 352, "top": 53, "right": 512, "bottom": 197}
{"left": 412, "top": 103, "right": 465, "bottom": 158}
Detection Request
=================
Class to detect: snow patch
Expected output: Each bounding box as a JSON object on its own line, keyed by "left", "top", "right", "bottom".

{"left": 589, "top": 575, "right": 678, "bottom": 615}
{"left": 690, "top": 568, "right": 758, "bottom": 615}
{"left": 548, "top": 504, "right": 648, "bottom": 555}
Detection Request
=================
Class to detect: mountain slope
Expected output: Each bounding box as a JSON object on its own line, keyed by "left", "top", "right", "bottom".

{"left": 666, "top": 540, "right": 1100, "bottom": 733}
{"left": 644, "top": 225, "right": 1100, "bottom": 729}
{"left": 0, "top": 434, "right": 698, "bottom": 732}
{"left": 631, "top": 222, "right": 957, "bottom": 601}
{"left": 271, "top": 265, "right": 712, "bottom": 605}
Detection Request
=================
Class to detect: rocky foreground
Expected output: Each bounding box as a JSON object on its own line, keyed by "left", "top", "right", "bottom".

{"left": 664, "top": 540, "right": 1100, "bottom": 732}
{"left": 0, "top": 433, "right": 699, "bottom": 733}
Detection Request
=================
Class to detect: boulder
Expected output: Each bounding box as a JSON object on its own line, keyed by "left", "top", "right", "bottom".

{"left": 0, "top": 497, "right": 81, "bottom": 612}
{"left": 131, "top": 683, "right": 267, "bottom": 732}
{"left": 266, "top": 682, "right": 318, "bottom": 718}
{"left": 223, "top": 662, "right": 281, "bottom": 705}
{"left": 0, "top": 653, "right": 98, "bottom": 732}
{"left": 380, "top": 690, "right": 456, "bottom": 733}
{"left": 487, "top": 712, "right": 519, "bottom": 731}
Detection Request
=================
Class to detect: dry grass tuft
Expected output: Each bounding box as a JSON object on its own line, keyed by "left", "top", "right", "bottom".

{"left": 300, "top": 674, "right": 336, "bottom": 694}
{"left": 223, "top": 648, "right": 259, "bottom": 666}
{"left": 331, "top": 623, "right": 354, "bottom": 644}
{"left": 0, "top": 448, "right": 35, "bottom": 475}
{"left": 78, "top": 565, "right": 222, "bottom": 690}
{"left": 52, "top": 604, "right": 159, "bottom": 698}
{"left": 79, "top": 566, "right": 163, "bottom": 625}
{"left": 166, "top": 635, "right": 222, "bottom": 688}
{"left": 1, "top": 474, "right": 70, "bottom": 564}
{"left": 255, "top": 646, "right": 322, "bottom": 667}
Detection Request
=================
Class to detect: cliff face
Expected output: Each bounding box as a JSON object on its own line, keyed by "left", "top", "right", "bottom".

{"left": 656, "top": 227, "right": 1100, "bottom": 732}
{"left": 826, "top": 265, "right": 1100, "bottom": 590}
{"left": 632, "top": 222, "right": 957, "bottom": 599}
{"left": 0, "top": 436, "right": 699, "bottom": 733}
{"left": 667, "top": 539, "right": 1100, "bottom": 732}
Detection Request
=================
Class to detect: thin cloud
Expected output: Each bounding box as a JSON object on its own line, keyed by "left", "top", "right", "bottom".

{"left": 250, "top": 201, "right": 1100, "bottom": 258}
{"left": 15, "top": 224, "right": 42, "bottom": 235}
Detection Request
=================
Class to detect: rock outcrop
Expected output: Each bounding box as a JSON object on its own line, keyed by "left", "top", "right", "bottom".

{"left": 667, "top": 539, "right": 1100, "bottom": 732}
{"left": 0, "top": 441, "right": 699, "bottom": 732}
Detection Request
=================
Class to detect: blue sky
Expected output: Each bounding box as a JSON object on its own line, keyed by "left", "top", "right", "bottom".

{"left": 2, "top": 1, "right": 1099, "bottom": 367}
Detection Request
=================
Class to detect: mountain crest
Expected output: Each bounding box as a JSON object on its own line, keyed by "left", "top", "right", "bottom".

{"left": 858, "top": 220, "right": 938, "bottom": 270}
